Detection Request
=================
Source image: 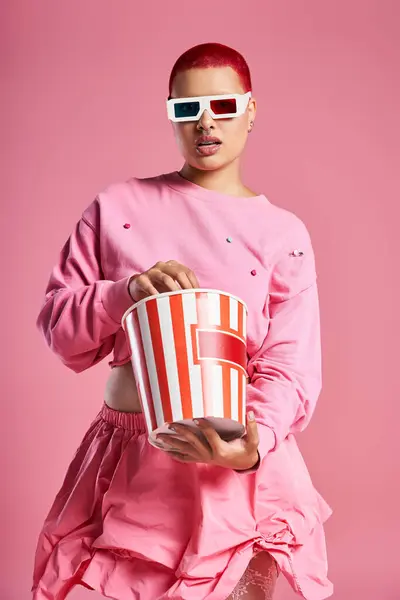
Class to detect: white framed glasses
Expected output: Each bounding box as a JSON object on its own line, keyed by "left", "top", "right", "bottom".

{"left": 167, "top": 92, "right": 252, "bottom": 123}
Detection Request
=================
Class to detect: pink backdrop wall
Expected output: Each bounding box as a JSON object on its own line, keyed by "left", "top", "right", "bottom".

{"left": 2, "top": 1, "right": 399, "bottom": 599}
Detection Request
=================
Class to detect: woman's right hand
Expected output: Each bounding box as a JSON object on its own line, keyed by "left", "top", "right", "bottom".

{"left": 128, "top": 260, "right": 199, "bottom": 301}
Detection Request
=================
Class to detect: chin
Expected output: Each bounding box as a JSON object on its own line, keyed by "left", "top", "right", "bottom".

{"left": 189, "top": 155, "right": 230, "bottom": 172}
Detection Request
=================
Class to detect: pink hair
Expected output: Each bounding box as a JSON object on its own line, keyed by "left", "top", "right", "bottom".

{"left": 168, "top": 42, "right": 252, "bottom": 96}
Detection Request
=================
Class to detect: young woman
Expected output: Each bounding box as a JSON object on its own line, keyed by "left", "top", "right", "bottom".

{"left": 32, "top": 43, "right": 333, "bottom": 600}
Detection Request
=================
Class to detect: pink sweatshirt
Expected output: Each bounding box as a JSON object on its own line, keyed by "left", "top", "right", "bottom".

{"left": 38, "top": 171, "right": 322, "bottom": 466}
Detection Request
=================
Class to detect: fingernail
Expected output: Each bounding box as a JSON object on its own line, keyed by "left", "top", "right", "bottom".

{"left": 193, "top": 419, "right": 200, "bottom": 425}
{"left": 168, "top": 425, "right": 176, "bottom": 432}
{"left": 248, "top": 411, "right": 255, "bottom": 421}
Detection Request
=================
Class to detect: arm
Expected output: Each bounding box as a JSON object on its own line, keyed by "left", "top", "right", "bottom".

{"left": 154, "top": 218, "right": 322, "bottom": 472}
{"left": 37, "top": 204, "right": 134, "bottom": 373}
{"left": 246, "top": 218, "right": 322, "bottom": 464}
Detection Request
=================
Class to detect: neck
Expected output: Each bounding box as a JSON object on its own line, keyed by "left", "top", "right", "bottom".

{"left": 179, "top": 160, "right": 248, "bottom": 197}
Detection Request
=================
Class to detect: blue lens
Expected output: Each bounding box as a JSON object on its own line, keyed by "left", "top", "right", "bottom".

{"left": 174, "top": 101, "right": 200, "bottom": 119}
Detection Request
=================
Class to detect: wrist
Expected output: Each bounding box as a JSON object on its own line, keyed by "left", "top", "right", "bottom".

{"left": 102, "top": 276, "right": 136, "bottom": 324}
{"left": 235, "top": 451, "right": 260, "bottom": 472}
{"left": 127, "top": 274, "right": 138, "bottom": 301}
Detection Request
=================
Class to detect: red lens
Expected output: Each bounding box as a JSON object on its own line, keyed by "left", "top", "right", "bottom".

{"left": 210, "top": 98, "right": 237, "bottom": 115}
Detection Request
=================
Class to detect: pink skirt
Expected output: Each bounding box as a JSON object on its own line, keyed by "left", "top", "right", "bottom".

{"left": 32, "top": 405, "right": 333, "bottom": 600}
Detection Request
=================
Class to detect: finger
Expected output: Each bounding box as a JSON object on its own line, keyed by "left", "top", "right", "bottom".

{"left": 167, "top": 452, "right": 198, "bottom": 463}
{"left": 186, "top": 269, "right": 199, "bottom": 288}
{"left": 163, "top": 265, "right": 196, "bottom": 290}
{"left": 152, "top": 270, "right": 181, "bottom": 293}
{"left": 168, "top": 424, "right": 212, "bottom": 460}
{"left": 173, "top": 271, "right": 193, "bottom": 290}
{"left": 244, "top": 411, "right": 259, "bottom": 451}
{"left": 166, "top": 261, "right": 199, "bottom": 288}
{"left": 134, "top": 275, "right": 159, "bottom": 297}
{"left": 195, "top": 419, "right": 225, "bottom": 455}
{"left": 156, "top": 435, "right": 200, "bottom": 458}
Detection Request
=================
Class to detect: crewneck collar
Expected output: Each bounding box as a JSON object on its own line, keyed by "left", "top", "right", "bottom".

{"left": 162, "top": 171, "right": 268, "bottom": 204}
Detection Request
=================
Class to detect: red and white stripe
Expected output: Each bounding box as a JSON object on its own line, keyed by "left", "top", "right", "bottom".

{"left": 124, "top": 290, "right": 247, "bottom": 433}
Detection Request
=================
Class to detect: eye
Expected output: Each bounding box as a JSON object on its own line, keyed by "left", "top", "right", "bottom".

{"left": 174, "top": 101, "right": 200, "bottom": 119}
{"left": 210, "top": 98, "right": 237, "bottom": 115}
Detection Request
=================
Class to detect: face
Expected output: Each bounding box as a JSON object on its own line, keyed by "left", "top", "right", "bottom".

{"left": 170, "top": 67, "right": 256, "bottom": 172}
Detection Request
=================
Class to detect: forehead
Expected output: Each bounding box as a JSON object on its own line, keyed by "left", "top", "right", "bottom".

{"left": 171, "top": 67, "right": 245, "bottom": 98}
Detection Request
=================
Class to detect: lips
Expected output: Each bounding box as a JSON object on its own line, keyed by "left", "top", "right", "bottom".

{"left": 195, "top": 135, "right": 222, "bottom": 147}
{"left": 195, "top": 135, "right": 222, "bottom": 157}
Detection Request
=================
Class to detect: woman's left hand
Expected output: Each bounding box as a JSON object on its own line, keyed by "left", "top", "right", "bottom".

{"left": 156, "top": 412, "right": 260, "bottom": 471}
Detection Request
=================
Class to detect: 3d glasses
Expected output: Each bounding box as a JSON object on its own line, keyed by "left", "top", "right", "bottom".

{"left": 167, "top": 91, "right": 252, "bottom": 123}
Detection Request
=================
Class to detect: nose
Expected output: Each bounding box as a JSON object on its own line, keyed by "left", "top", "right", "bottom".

{"left": 197, "top": 109, "right": 214, "bottom": 131}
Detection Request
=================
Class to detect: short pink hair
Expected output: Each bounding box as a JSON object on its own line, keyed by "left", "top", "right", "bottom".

{"left": 169, "top": 42, "right": 252, "bottom": 97}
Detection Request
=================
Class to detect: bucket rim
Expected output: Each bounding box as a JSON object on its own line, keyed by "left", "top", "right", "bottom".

{"left": 121, "top": 288, "right": 248, "bottom": 330}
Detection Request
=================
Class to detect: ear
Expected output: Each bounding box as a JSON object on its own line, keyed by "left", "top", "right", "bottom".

{"left": 247, "top": 97, "right": 257, "bottom": 129}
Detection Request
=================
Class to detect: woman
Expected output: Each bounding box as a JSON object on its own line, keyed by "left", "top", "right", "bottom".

{"left": 33, "top": 43, "right": 333, "bottom": 600}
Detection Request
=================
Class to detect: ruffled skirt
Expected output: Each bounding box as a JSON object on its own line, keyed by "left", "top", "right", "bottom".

{"left": 32, "top": 404, "right": 333, "bottom": 599}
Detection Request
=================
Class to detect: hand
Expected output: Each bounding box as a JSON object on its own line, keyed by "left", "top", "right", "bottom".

{"left": 129, "top": 260, "right": 199, "bottom": 301}
{"left": 157, "top": 412, "right": 260, "bottom": 471}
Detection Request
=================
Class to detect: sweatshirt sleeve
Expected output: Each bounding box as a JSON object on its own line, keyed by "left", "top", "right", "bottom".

{"left": 37, "top": 203, "right": 135, "bottom": 373}
{"left": 245, "top": 218, "right": 322, "bottom": 467}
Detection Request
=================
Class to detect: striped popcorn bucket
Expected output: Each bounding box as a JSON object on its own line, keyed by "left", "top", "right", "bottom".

{"left": 122, "top": 289, "right": 248, "bottom": 448}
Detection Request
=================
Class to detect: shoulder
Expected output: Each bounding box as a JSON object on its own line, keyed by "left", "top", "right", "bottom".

{"left": 267, "top": 201, "right": 313, "bottom": 247}
{"left": 254, "top": 199, "right": 314, "bottom": 271}
{"left": 263, "top": 202, "right": 317, "bottom": 301}
{"left": 81, "top": 173, "right": 168, "bottom": 227}
{"left": 97, "top": 173, "right": 167, "bottom": 208}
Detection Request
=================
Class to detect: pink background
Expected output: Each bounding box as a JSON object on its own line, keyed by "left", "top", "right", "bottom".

{"left": 2, "top": 1, "right": 399, "bottom": 599}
